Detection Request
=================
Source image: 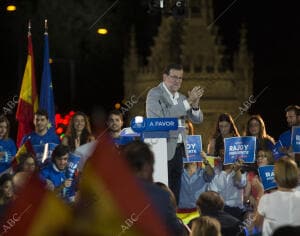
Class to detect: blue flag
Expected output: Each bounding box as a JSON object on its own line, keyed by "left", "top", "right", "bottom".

{"left": 39, "top": 32, "right": 55, "bottom": 128}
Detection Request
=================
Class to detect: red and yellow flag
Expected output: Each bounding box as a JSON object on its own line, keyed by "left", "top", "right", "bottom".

{"left": 74, "top": 136, "right": 171, "bottom": 235}
{"left": 0, "top": 174, "right": 72, "bottom": 236}
{"left": 16, "top": 22, "right": 38, "bottom": 147}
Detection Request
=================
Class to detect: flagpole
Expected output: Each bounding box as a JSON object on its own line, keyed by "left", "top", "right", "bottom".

{"left": 44, "top": 19, "right": 48, "bottom": 34}
{"left": 28, "top": 20, "right": 31, "bottom": 34}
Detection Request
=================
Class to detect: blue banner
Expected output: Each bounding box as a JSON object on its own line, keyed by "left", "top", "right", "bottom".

{"left": 291, "top": 126, "right": 300, "bottom": 154}
{"left": 272, "top": 140, "right": 285, "bottom": 160}
{"left": 258, "top": 165, "right": 277, "bottom": 191}
{"left": 224, "top": 136, "right": 256, "bottom": 164}
{"left": 183, "top": 135, "right": 203, "bottom": 163}
{"left": 131, "top": 117, "right": 178, "bottom": 133}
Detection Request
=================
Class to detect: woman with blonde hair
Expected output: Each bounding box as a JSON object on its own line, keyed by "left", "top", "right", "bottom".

{"left": 256, "top": 157, "right": 300, "bottom": 236}
{"left": 191, "top": 216, "right": 221, "bottom": 236}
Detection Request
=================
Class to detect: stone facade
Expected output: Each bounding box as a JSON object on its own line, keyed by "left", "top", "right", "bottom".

{"left": 123, "top": 0, "right": 253, "bottom": 148}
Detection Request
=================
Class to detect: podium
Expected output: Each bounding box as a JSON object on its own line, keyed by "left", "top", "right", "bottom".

{"left": 124, "top": 117, "right": 183, "bottom": 186}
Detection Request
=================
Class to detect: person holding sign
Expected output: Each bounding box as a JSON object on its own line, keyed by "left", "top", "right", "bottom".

{"left": 146, "top": 63, "right": 204, "bottom": 203}
{"left": 207, "top": 113, "right": 240, "bottom": 172}
{"left": 40, "top": 144, "right": 77, "bottom": 203}
{"left": 278, "top": 105, "right": 300, "bottom": 157}
{"left": 245, "top": 115, "right": 275, "bottom": 152}
{"left": 256, "top": 158, "right": 300, "bottom": 236}
{"left": 179, "top": 151, "right": 214, "bottom": 210}
{"left": 244, "top": 150, "right": 274, "bottom": 212}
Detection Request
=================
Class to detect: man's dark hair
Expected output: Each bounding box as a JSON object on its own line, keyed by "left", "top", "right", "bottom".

{"left": 107, "top": 109, "right": 124, "bottom": 121}
{"left": 196, "top": 191, "right": 225, "bottom": 213}
{"left": 163, "top": 63, "right": 183, "bottom": 75}
{"left": 51, "top": 144, "right": 70, "bottom": 162}
{"left": 122, "top": 140, "right": 154, "bottom": 172}
{"left": 35, "top": 109, "right": 49, "bottom": 119}
{"left": 285, "top": 105, "right": 300, "bottom": 116}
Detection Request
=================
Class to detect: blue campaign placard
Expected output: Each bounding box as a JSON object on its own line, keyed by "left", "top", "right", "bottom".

{"left": 291, "top": 126, "right": 300, "bottom": 154}
{"left": 272, "top": 140, "right": 286, "bottom": 160}
{"left": 67, "top": 153, "right": 81, "bottom": 179}
{"left": 224, "top": 136, "right": 256, "bottom": 164}
{"left": 258, "top": 165, "right": 277, "bottom": 191}
{"left": 183, "top": 135, "right": 203, "bottom": 163}
{"left": 131, "top": 117, "right": 178, "bottom": 133}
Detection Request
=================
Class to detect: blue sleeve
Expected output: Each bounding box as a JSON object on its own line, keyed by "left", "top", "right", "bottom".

{"left": 40, "top": 166, "right": 50, "bottom": 181}
{"left": 9, "top": 139, "right": 17, "bottom": 156}
{"left": 20, "top": 135, "right": 29, "bottom": 146}
{"left": 279, "top": 130, "right": 291, "bottom": 148}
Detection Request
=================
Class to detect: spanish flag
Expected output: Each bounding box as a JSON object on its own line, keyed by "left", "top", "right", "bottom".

{"left": 71, "top": 135, "right": 171, "bottom": 235}
{"left": 16, "top": 21, "right": 38, "bottom": 147}
{"left": 0, "top": 174, "right": 72, "bottom": 236}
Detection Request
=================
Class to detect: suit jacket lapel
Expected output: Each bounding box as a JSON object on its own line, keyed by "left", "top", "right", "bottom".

{"left": 159, "top": 83, "right": 174, "bottom": 106}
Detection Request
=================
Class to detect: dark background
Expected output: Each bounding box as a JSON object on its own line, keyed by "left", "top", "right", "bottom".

{"left": 0, "top": 0, "right": 299, "bottom": 140}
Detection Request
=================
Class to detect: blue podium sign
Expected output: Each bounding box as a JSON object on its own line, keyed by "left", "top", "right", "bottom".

{"left": 130, "top": 117, "right": 178, "bottom": 133}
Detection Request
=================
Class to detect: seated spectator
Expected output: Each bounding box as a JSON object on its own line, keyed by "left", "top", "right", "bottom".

{"left": 256, "top": 157, "right": 300, "bottom": 236}
{"left": 179, "top": 152, "right": 214, "bottom": 210}
{"left": 0, "top": 173, "right": 15, "bottom": 216}
{"left": 244, "top": 149, "right": 274, "bottom": 211}
{"left": 190, "top": 216, "right": 221, "bottom": 236}
{"left": 195, "top": 191, "right": 245, "bottom": 236}
{"left": 208, "top": 159, "right": 247, "bottom": 221}
{"left": 15, "top": 152, "right": 38, "bottom": 173}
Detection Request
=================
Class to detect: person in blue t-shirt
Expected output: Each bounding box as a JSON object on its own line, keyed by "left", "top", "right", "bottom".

{"left": 20, "top": 109, "right": 60, "bottom": 166}
{"left": 40, "top": 144, "right": 75, "bottom": 202}
{"left": 0, "top": 116, "right": 17, "bottom": 174}
{"left": 278, "top": 105, "right": 300, "bottom": 156}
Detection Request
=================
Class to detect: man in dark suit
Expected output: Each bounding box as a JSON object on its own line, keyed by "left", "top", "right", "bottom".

{"left": 146, "top": 63, "right": 204, "bottom": 203}
{"left": 123, "top": 140, "right": 185, "bottom": 236}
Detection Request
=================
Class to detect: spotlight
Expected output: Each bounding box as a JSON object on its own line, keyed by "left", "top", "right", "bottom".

{"left": 172, "top": 0, "right": 187, "bottom": 18}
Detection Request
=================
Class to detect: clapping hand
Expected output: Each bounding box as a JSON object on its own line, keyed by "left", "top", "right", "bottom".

{"left": 188, "top": 86, "right": 204, "bottom": 108}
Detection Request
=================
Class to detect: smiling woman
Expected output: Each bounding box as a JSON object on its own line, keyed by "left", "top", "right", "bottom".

{"left": 62, "top": 111, "right": 95, "bottom": 152}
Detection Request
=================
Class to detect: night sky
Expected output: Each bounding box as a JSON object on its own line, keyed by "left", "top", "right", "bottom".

{"left": 0, "top": 0, "right": 299, "bottom": 140}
